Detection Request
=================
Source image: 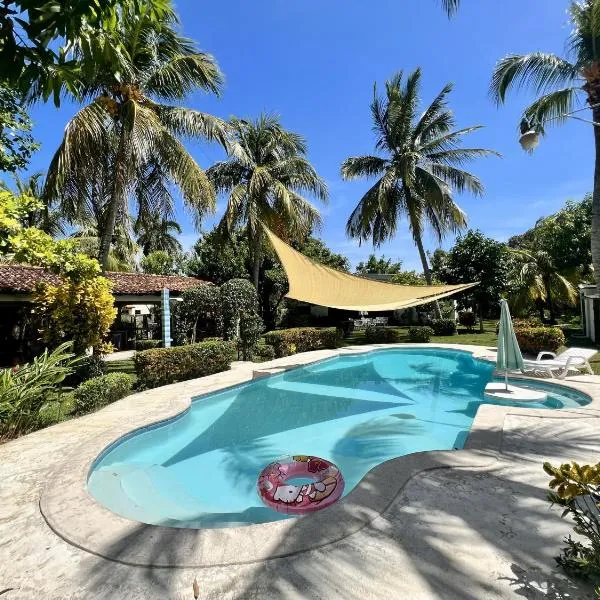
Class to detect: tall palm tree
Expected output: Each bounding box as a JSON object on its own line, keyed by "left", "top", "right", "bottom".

{"left": 490, "top": 0, "right": 600, "bottom": 293}
{"left": 440, "top": 0, "right": 460, "bottom": 17}
{"left": 44, "top": 1, "right": 230, "bottom": 271}
{"left": 1, "top": 172, "right": 65, "bottom": 237}
{"left": 343, "top": 69, "right": 498, "bottom": 294}
{"left": 510, "top": 249, "right": 577, "bottom": 324}
{"left": 135, "top": 214, "right": 183, "bottom": 255}
{"left": 207, "top": 115, "right": 328, "bottom": 290}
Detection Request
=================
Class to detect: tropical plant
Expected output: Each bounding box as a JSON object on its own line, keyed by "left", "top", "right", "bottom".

{"left": 71, "top": 223, "right": 138, "bottom": 272}
{"left": 135, "top": 214, "right": 182, "bottom": 255}
{"left": 207, "top": 114, "right": 328, "bottom": 290}
{"left": 356, "top": 254, "right": 402, "bottom": 275}
{"left": 141, "top": 250, "right": 177, "bottom": 275}
{"left": 510, "top": 249, "right": 578, "bottom": 324}
{"left": 0, "top": 342, "right": 79, "bottom": 437}
{"left": 342, "top": 69, "right": 498, "bottom": 304}
{"left": 45, "top": 1, "right": 229, "bottom": 271}
{"left": 490, "top": 1, "right": 600, "bottom": 293}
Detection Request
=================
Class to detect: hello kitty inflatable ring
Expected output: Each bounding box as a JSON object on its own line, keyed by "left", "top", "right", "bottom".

{"left": 257, "top": 455, "right": 345, "bottom": 515}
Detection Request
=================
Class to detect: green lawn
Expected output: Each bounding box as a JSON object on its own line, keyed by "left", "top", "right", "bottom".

{"left": 105, "top": 359, "right": 136, "bottom": 378}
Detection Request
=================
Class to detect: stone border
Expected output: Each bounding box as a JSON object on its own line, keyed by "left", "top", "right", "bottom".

{"left": 39, "top": 344, "right": 600, "bottom": 567}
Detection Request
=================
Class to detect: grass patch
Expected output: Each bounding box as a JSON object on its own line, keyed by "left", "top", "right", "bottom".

{"left": 105, "top": 358, "right": 136, "bottom": 377}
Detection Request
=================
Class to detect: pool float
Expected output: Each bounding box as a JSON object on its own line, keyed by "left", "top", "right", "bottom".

{"left": 257, "top": 455, "right": 345, "bottom": 515}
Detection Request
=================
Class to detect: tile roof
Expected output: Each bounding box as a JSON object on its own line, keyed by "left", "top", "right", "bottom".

{"left": 0, "top": 265, "right": 206, "bottom": 295}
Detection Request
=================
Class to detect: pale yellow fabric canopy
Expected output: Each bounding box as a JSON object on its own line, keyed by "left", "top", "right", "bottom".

{"left": 265, "top": 228, "right": 478, "bottom": 312}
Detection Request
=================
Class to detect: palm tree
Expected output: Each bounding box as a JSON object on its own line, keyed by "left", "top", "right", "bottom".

{"left": 44, "top": 1, "right": 230, "bottom": 271}
{"left": 207, "top": 115, "right": 328, "bottom": 290}
{"left": 135, "top": 214, "right": 183, "bottom": 255}
{"left": 490, "top": 0, "right": 600, "bottom": 293}
{"left": 510, "top": 249, "right": 577, "bottom": 324}
{"left": 342, "top": 69, "right": 498, "bottom": 298}
{"left": 1, "top": 172, "right": 65, "bottom": 237}
{"left": 440, "top": 0, "right": 460, "bottom": 17}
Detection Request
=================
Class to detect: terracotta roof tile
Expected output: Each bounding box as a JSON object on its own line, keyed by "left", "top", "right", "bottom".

{"left": 0, "top": 265, "right": 206, "bottom": 295}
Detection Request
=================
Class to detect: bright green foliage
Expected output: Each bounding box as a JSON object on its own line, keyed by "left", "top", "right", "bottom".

{"left": 134, "top": 340, "right": 236, "bottom": 388}
{"left": 135, "top": 215, "right": 182, "bottom": 256}
{"left": 299, "top": 237, "right": 350, "bottom": 272}
{"left": 134, "top": 339, "right": 161, "bottom": 351}
{"left": 343, "top": 69, "right": 498, "bottom": 286}
{"left": 71, "top": 373, "right": 135, "bottom": 415}
{"left": 438, "top": 230, "right": 510, "bottom": 329}
{"left": 141, "top": 250, "right": 177, "bottom": 275}
{"left": 544, "top": 461, "right": 600, "bottom": 581}
{"left": 264, "top": 327, "right": 339, "bottom": 358}
{"left": 220, "top": 279, "right": 259, "bottom": 341}
{"left": 391, "top": 270, "right": 429, "bottom": 286}
{"left": 237, "top": 312, "right": 264, "bottom": 361}
{"left": 430, "top": 319, "right": 457, "bottom": 336}
{"left": 0, "top": 342, "right": 79, "bottom": 437}
{"left": 364, "top": 326, "right": 401, "bottom": 343}
{"left": 407, "top": 327, "right": 434, "bottom": 343}
{"left": 0, "top": 84, "right": 39, "bottom": 172}
{"left": 175, "top": 284, "right": 221, "bottom": 343}
{"left": 254, "top": 344, "right": 276, "bottom": 361}
{"left": 207, "top": 115, "right": 327, "bottom": 290}
{"left": 67, "top": 354, "right": 107, "bottom": 386}
{"left": 35, "top": 276, "right": 117, "bottom": 354}
{"left": 514, "top": 325, "right": 566, "bottom": 354}
{"left": 356, "top": 254, "right": 402, "bottom": 275}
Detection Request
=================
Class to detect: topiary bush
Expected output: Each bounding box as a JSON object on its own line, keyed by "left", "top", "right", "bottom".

{"left": 220, "top": 279, "right": 259, "bottom": 341}
{"left": 134, "top": 340, "right": 236, "bottom": 388}
{"left": 514, "top": 325, "right": 566, "bottom": 355}
{"left": 430, "top": 319, "right": 457, "bottom": 336}
{"left": 264, "top": 327, "right": 339, "bottom": 358}
{"left": 71, "top": 373, "right": 135, "bottom": 416}
{"left": 458, "top": 311, "right": 477, "bottom": 331}
{"left": 407, "top": 326, "right": 434, "bottom": 343}
{"left": 237, "top": 312, "right": 264, "bottom": 360}
{"left": 364, "top": 326, "right": 401, "bottom": 343}
{"left": 254, "top": 344, "right": 276, "bottom": 361}
{"left": 135, "top": 339, "right": 161, "bottom": 351}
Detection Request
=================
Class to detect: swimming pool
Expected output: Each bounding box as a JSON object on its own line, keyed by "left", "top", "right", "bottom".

{"left": 88, "top": 348, "right": 589, "bottom": 529}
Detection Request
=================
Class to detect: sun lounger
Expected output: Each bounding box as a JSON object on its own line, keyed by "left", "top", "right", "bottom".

{"left": 523, "top": 347, "right": 596, "bottom": 379}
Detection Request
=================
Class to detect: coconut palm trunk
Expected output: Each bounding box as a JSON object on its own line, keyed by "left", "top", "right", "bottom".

{"left": 252, "top": 229, "right": 262, "bottom": 292}
{"left": 592, "top": 105, "right": 600, "bottom": 294}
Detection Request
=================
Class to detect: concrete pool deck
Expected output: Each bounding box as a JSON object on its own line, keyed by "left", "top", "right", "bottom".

{"left": 1, "top": 343, "right": 599, "bottom": 598}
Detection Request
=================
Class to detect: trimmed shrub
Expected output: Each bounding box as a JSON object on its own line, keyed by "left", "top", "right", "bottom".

{"left": 254, "top": 344, "right": 276, "bottom": 361}
{"left": 134, "top": 340, "right": 236, "bottom": 388}
{"left": 407, "top": 326, "right": 434, "bottom": 343}
{"left": 364, "top": 326, "right": 401, "bottom": 343}
{"left": 71, "top": 373, "right": 135, "bottom": 415}
{"left": 264, "top": 327, "right": 339, "bottom": 358}
{"left": 65, "top": 354, "right": 107, "bottom": 386}
{"left": 514, "top": 326, "right": 566, "bottom": 355}
{"left": 430, "top": 319, "right": 457, "bottom": 336}
{"left": 496, "top": 317, "right": 543, "bottom": 334}
{"left": 458, "top": 311, "right": 477, "bottom": 330}
{"left": 238, "top": 312, "right": 264, "bottom": 360}
{"left": 135, "top": 339, "right": 161, "bottom": 351}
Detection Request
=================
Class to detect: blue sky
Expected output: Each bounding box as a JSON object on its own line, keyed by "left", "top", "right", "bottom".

{"left": 25, "top": 0, "right": 591, "bottom": 271}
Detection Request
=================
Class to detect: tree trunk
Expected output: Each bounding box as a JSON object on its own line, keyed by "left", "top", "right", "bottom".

{"left": 479, "top": 303, "right": 484, "bottom": 333}
{"left": 544, "top": 277, "right": 556, "bottom": 325}
{"left": 591, "top": 104, "right": 600, "bottom": 296}
{"left": 99, "top": 122, "right": 128, "bottom": 273}
{"left": 413, "top": 230, "right": 443, "bottom": 319}
{"left": 252, "top": 230, "right": 262, "bottom": 291}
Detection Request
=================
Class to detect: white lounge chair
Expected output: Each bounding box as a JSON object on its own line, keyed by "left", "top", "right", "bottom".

{"left": 523, "top": 347, "right": 597, "bottom": 379}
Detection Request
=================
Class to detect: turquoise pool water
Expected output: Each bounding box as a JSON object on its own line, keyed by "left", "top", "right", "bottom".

{"left": 88, "top": 348, "right": 590, "bottom": 529}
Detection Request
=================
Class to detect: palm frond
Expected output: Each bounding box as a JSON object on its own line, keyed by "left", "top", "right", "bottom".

{"left": 429, "top": 163, "right": 485, "bottom": 196}
{"left": 341, "top": 156, "right": 389, "bottom": 180}
{"left": 522, "top": 87, "right": 581, "bottom": 128}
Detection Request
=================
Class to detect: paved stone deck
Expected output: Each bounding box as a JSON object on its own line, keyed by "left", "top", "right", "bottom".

{"left": 1, "top": 344, "right": 599, "bottom": 599}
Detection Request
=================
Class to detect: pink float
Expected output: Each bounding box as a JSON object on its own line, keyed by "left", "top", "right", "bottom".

{"left": 257, "top": 455, "right": 345, "bottom": 515}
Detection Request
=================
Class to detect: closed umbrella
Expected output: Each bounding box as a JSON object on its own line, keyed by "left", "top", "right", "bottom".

{"left": 496, "top": 299, "right": 524, "bottom": 391}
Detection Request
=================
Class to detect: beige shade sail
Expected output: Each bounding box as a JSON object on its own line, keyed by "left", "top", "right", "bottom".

{"left": 265, "top": 227, "right": 478, "bottom": 312}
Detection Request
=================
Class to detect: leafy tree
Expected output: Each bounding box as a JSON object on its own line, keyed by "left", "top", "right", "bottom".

{"left": 0, "top": 84, "right": 39, "bottom": 172}
{"left": 390, "top": 270, "right": 428, "bottom": 286}
{"left": 71, "top": 223, "right": 138, "bottom": 272}
{"left": 175, "top": 285, "right": 221, "bottom": 343}
{"left": 220, "top": 278, "right": 259, "bottom": 341}
{"left": 430, "top": 248, "right": 449, "bottom": 280}
{"left": 186, "top": 228, "right": 250, "bottom": 285}
{"left": 237, "top": 312, "right": 264, "bottom": 361}
{"left": 356, "top": 254, "right": 402, "bottom": 275}
{"left": 490, "top": 1, "right": 600, "bottom": 293}
{"left": 45, "top": 2, "right": 229, "bottom": 271}
{"left": 0, "top": 0, "right": 171, "bottom": 102}
{"left": 509, "top": 195, "right": 592, "bottom": 281}
{"left": 437, "top": 230, "right": 510, "bottom": 331}
{"left": 509, "top": 249, "right": 578, "bottom": 324}
{"left": 141, "top": 250, "right": 177, "bottom": 275}
{"left": 135, "top": 215, "right": 182, "bottom": 256}
{"left": 297, "top": 237, "right": 349, "bottom": 272}
{"left": 207, "top": 114, "right": 327, "bottom": 290}
{"left": 342, "top": 69, "right": 498, "bottom": 306}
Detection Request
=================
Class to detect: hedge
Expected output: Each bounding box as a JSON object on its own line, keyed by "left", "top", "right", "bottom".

{"left": 408, "top": 326, "right": 434, "bottom": 343}
{"left": 135, "top": 339, "right": 161, "bottom": 351}
{"left": 71, "top": 373, "right": 135, "bottom": 415}
{"left": 458, "top": 311, "right": 477, "bottom": 330}
{"left": 514, "top": 326, "right": 566, "bottom": 355}
{"left": 364, "top": 326, "right": 401, "bottom": 343}
{"left": 430, "top": 319, "right": 457, "bottom": 336}
{"left": 263, "top": 327, "right": 339, "bottom": 358}
{"left": 134, "top": 340, "right": 236, "bottom": 388}
{"left": 254, "top": 344, "right": 276, "bottom": 361}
